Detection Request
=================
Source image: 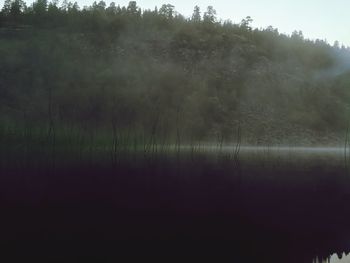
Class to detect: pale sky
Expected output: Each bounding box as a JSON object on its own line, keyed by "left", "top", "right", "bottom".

{"left": 2, "top": 0, "right": 350, "bottom": 46}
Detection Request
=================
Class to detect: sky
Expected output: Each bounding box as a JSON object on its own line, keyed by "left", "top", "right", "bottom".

{"left": 1, "top": 0, "right": 350, "bottom": 46}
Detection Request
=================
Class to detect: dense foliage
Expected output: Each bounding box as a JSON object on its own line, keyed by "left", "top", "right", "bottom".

{"left": 1, "top": 0, "right": 350, "bottom": 145}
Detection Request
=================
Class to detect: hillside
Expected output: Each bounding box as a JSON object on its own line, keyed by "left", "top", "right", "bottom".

{"left": 1, "top": 0, "right": 350, "bottom": 145}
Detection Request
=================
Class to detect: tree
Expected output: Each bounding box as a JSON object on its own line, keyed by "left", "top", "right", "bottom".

{"left": 240, "top": 16, "right": 253, "bottom": 31}
{"left": 92, "top": 1, "right": 106, "bottom": 13}
{"left": 67, "top": 1, "right": 79, "bottom": 13}
{"left": 203, "top": 6, "right": 216, "bottom": 23}
{"left": 333, "top": 40, "right": 340, "bottom": 49}
{"left": 33, "top": 0, "right": 48, "bottom": 16}
{"left": 106, "top": 2, "right": 117, "bottom": 16}
{"left": 2, "top": 0, "right": 13, "bottom": 15}
{"left": 12, "top": 0, "right": 26, "bottom": 17}
{"left": 291, "top": 30, "right": 304, "bottom": 40}
{"left": 60, "top": 0, "right": 69, "bottom": 11}
{"left": 159, "top": 4, "right": 174, "bottom": 19}
{"left": 48, "top": 0, "right": 59, "bottom": 15}
{"left": 191, "top": 5, "right": 201, "bottom": 23}
{"left": 127, "top": 1, "right": 139, "bottom": 16}
{"left": 1, "top": 0, "right": 26, "bottom": 17}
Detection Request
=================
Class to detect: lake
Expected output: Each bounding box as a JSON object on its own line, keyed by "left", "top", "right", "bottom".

{"left": 1, "top": 145, "right": 350, "bottom": 262}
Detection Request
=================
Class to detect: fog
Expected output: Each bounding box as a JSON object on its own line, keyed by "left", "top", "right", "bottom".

{"left": 2, "top": 1, "right": 350, "bottom": 262}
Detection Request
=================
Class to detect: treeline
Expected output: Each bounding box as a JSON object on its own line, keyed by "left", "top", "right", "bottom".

{"left": 1, "top": 0, "right": 350, "bottom": 145}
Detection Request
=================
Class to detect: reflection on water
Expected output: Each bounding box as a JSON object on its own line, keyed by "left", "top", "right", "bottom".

{"left": 314, "top": 253, "right": 350, "bottom": 263}
{"left": 2, "top": 145, "right": 350, "bottom": 262}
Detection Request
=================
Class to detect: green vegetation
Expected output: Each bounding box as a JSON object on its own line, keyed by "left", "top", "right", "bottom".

{"left": 1, "top": 0, "right": 350, "bottom": 146}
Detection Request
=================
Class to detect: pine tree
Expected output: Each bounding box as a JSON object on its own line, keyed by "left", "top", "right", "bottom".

{"left": 191, "top": 5, "right": 201, "bottom": 23}
{"left": 203, "top": 6, "right": 216, "bottom": 23}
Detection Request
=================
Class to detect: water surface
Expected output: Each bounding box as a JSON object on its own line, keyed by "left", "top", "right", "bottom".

{"left": 1, "top": 145, "right": 350, "bottom": 262}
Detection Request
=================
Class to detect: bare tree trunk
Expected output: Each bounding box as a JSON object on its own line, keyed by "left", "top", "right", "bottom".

{"left": 175, "top": 106, "right": 182, "bottom": 158}
{"left": 217, "top": 131, "right": 224, "bottom": 154}
{"left": 111, "top": 120, "right": 119, "bottom": 165}
{"left": 47, "top": 83, "right": 56, "bottom": 171}
{"left": 233, "top": 123, "right": 242, "bottom": 161}
{"left": 144, "top": 102, "right": 161, "bottom": 159}
{"left": 345, "top": 122, "right": 349, "bottom": 169}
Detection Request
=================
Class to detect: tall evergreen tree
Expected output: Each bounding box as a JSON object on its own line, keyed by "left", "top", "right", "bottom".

{"left": 159, "top": 4, "right": 174, "bottom": 19}
{"left": 203, "top": 6, "right": 216, "bottom": 23}
{"left": 2, "top": 0, "right": 13, "bottom": 15}
{"left": 33, "top": 0, "right": 48, "bottom": 15}
{"left": 191, "top": 5, "right": 201, "bottom": 23}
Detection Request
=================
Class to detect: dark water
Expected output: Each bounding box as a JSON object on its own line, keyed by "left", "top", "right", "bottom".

{"left": 1, "top": 148, "right": 350, "bottom": 262}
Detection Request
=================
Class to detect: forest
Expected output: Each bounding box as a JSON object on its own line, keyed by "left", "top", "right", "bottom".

{"left": 2, "top": 3, "right": 350, "bottom": 262}
{"left": 1, "top": 0, "right": 350, "bottom": 146}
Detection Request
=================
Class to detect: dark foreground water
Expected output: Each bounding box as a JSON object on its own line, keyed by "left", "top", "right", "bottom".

{"left": 1, "top": 147, "right": 350, "bottom": 262}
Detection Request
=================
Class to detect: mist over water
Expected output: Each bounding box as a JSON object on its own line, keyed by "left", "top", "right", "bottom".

{"left": 1, "top": 143, "right": 350, "bottom": 262}
{"left": 194, "top": 145, "right": 347, "bottom": 153}
{"left": 2, "top": 0, "right": 350, "bottom": 261}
